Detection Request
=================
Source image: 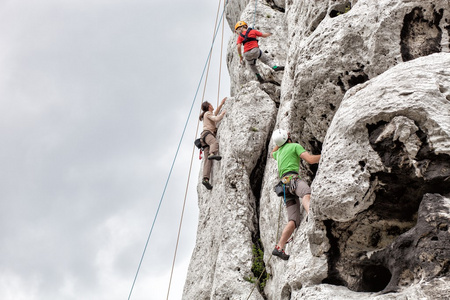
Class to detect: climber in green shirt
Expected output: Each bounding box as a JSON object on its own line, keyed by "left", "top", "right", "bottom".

{"left": 271, "top": 128, "right": 321, "bottom": 260}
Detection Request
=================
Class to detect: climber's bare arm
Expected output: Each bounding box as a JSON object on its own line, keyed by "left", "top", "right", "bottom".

{"left": 300, "top": 152, "right": 321, "bottom": 164}
{"left": 271, "top": 145, "right": 279, "bottom": 156}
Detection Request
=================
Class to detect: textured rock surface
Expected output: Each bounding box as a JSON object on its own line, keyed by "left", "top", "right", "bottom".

{"left": 183, "top": 83, "right": 277, "bottom": 300}
{"left": 184, "top": 0, "right": 450, "bottom": 299}
{"left": 369, "top": 193, "right": 450, "bottom": 294}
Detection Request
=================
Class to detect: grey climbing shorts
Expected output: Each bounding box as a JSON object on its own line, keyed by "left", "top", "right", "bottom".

{"left": 286, "top": 199, "right": 301, "bottom": 228}
{"left": 243, "top": 47, "right": 261, "bottom": 65}
{"left": 285, "top": 179, "right": 311, "bottom": 228}
{"left": 294, "top": 179, "right": 311, "bottom": 199}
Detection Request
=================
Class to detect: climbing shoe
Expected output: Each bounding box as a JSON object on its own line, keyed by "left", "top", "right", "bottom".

{"left": 273, "top": 66, "right": 285, "bottom": 72}
{"left": 272, "top": 246, "right": 290, "bottom": 260}
{"left": 256, "top": 73, "right": 265, "bottom": 83}
{"left": 208, "top": 154, "right": 222, "bottom": 161}
{"left": 202, "top": 178, "right": 213, "bottom": 190}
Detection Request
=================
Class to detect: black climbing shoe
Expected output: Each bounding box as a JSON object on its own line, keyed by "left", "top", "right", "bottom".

{"left": 208, "top": 154, "right": 222, "bottom": 161}
{"left": 256, "top": 73, "right": 265, "bottom": 83}
{"left": 273, "top": 66, "right": 285, "bottom": 72}
{"left": 202, "top": 178, "right": 213, "bottom": 190}
{"left": 272, "top": 246, "right": 290, "bottom": 260}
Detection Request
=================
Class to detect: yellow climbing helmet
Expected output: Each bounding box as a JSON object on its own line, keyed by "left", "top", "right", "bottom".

{"left": 234, "top": 21, "right": 247, "bottom": 31}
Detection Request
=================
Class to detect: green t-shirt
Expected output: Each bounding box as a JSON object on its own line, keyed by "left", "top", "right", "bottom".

{"left": 273, "top": 143, "right": 306, "bottom": 178}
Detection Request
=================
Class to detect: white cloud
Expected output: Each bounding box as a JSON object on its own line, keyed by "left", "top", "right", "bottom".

{"left": 0, "top": 0, "right": 230, "bottom": 299}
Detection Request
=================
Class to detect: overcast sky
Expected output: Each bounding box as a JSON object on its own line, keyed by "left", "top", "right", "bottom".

{"left": 0, "top": 1, "right": 231, "bottom": 299}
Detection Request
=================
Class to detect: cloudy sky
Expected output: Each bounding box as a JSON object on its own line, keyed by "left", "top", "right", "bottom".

{"left": 0, "top": 0, "right": 231, "bottom": 299}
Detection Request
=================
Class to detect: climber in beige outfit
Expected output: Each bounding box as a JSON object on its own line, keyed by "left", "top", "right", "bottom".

{"left": 199, "top": 98, "right": 227, "bottom": 190}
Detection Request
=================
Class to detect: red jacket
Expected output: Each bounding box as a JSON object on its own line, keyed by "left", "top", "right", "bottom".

{"left": 236, "top": 29, "right": 262, "bottom": 52}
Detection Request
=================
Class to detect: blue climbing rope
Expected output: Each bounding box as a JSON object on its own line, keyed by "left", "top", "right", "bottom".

{"left": 253, "top": 0, "right": 258, "bottom": 28}
{"left": 127, "top": 1, "right": 229, "bottom": 299}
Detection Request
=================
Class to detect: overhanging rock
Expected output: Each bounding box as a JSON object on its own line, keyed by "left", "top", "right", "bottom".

{"left": 311, "top": 53, "right": 450, "bottom": 296}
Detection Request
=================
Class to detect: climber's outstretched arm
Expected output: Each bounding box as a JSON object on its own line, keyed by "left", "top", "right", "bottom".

{"left": 300, "top": 152, "right": 321, "bottom": 164}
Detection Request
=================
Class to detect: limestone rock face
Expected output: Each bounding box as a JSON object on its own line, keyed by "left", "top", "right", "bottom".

{"left": 227, "top": 4, "right": 288, "bottom": 96}
{"left": 184, "top": 0, "right": 450, "bottom": 299}
{"left": 370, "top": 193, "right": 450, "bottom": 294}
{"left": 314, "top": 53, "right": 450, "bottom": 223}
{"left": 310, "top": 53, "right": 450, "bottom": 296}
{"left": 183, "top": 84, "right": 277, "bottom": 300}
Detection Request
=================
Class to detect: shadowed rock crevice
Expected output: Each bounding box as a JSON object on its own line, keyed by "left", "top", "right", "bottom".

{"left": 248, "top": 132, "right": 274, "bottom": 300}
{"left": 305, "top": 138, "right": 322, "bottom": 177}
{"left": 348, "top": 73, "right": 369, "bottom": 88}
{"left": 250, "top": 150, "right": 269, "bottom": 202}
{"left": 321, "top": 210, "right": 412, "bottom": 292}
{"left": 336, "top": 65, "right": 369, "bottom": 93}
{"left": 400, "top": 7, "right": 444, "bottom": 62}
{"left": 250, "top": 128, "right": 274, "bottom": 202}
{"left": 266, "top": 0, "right": 285, "bottom": 13}
{"left": 368, "top": 121, "right": 450, "bottom": 201}
{"left": 322, "top": 219, "right": 346, "bottom": 287}
{"left": 360, "top": 264, "right": 392, "bottom": 292}
{"left": 309, "top": 11, "right": 327, "bottom": 34}
{"left": 367, "top": 193, "right": 450, "bottom": 294}
{"left": 260, "top": 84, "right": 281, "bottom": 105}
{"left": 329, "top": 2, "right": 352, "bottom": 18}
{"left": 280, "top": 283, "right": 292, "bottom": 300}
{"left": 362, "top": 121, "right": 450, "bottom": 293}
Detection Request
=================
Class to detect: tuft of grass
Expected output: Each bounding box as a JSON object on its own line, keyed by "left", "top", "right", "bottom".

{"left": 251, "top": 240, "right": 270, "bottom": 290}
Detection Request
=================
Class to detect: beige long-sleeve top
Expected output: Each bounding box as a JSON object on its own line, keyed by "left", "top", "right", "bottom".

{"left": 203, "top": 111, "right": 225, "bottom": 133}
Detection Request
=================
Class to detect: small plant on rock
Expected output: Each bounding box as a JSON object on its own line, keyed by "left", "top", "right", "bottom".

{"left": 251, "top": 240, "right": 270, "bottom": 291}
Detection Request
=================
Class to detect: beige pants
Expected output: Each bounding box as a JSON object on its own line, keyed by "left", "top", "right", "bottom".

{"left": 202, "top": 132, "right": 219, "bottom": 179}
{"left": 243, "top": 47, "right": 274, "bottom": 74}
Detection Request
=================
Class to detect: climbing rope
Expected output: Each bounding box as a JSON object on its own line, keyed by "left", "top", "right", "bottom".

{"left": 201, "top": 0, "right": 223, "bottom": 107}
{"left": 246, "top": 196, "right": 284, "bottom": 300}
{"left": 253, "top": 0, "right": 258, "bottom": 28}
{"left": 216, "top": 0, "right": 226, "bottom": 108}
{"left": 165, "top": 142, "right": 196, "bottom": 300}
{"left": 127, "top": 1, "right": 229, "bottom": 299}
{"left": 166, "top": 0, "right": 228, "bottom": 299}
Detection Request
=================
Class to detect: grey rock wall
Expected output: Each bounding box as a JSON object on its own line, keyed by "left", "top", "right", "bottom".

{"left": 310, "top": 53, "right": 450, "bottom": 298}
{"left": 184, "top": 0, "right": 450, "bottom": 299}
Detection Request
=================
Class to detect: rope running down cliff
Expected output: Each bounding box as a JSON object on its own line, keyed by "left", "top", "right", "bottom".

{"left": 127, "top": 1, "right": 229, "bottom": 299}
{"left": 166, "top": 0, "right": 228, "bottom": 298}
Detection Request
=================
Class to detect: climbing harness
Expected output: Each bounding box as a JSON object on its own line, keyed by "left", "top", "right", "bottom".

{"left": 282, "top": 172, "right": 299, "bottom": 197}
{"left": 194, "top": 131, "right": 212, "bottom": 150}
{"left": 274, "top": 172, "right": 299, "bottom": 200}
{"left": 239, "top": 28, "right": 258, "bottom": 46}
{"left": 195, "top": 131, "right": 214, "bottom": 160}
{"left": 281, "top": 173, "right": 299, "bottom": 185}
